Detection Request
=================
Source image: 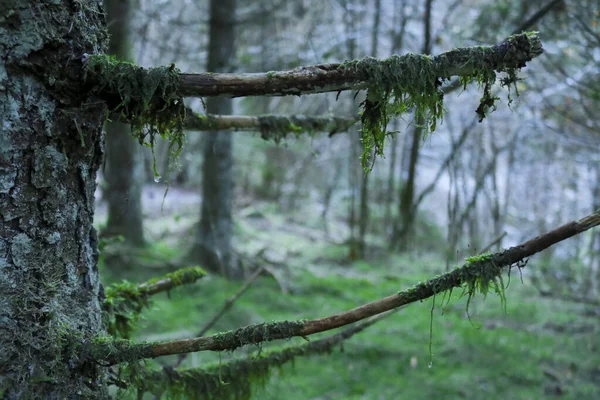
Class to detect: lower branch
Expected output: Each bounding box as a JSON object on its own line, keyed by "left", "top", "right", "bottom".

{"left": 185, "top": 112, "right": 358, "bottom": 139}
{"left": 172, "top": 266, "right": 265, "bottom": 368}
{"left": 124, "top": 312, "right": 396, "bottom": 399}
{"left": 92, "top": 209, "right": 600, "bottom": 364}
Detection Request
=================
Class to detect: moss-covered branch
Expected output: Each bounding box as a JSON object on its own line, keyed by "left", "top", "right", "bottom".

{"left": 83, "top": 55, "right": 186, "bottom": 180}
{"left": 102, "top": 267, "right": 206, "bottom": 338}
{"left": 86, "top": 33, "right": 542, "bottom": 168}
{"left": 93, "top": 209, "right": 599, "bottom": 365}
{"left": 178, "top": 33, "right": 542, "bottom": 98}
{"left": 122, "top": 312, "right": 394, "bottom": 399}
{"left": 184, "top": 112, "right": 358, "bottom": 141}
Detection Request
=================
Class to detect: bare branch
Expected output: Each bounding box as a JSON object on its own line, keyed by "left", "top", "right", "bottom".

{"left": 91, "top": 209, "right": 600, "bottom": 364}
{"left": 179, "top": 33, "right": 542, "bottom": 98}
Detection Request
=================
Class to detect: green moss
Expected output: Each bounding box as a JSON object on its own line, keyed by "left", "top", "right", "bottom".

{"left": 212, "top": 321, "right": 306, "bottom": 351}
{"left": 83, "top": 55, "right": 185, "bottom": 180}
{"left": 257, "top": 116, "right": 308, "bottom": 143}
{"left": 119, "top": 319, "right": 370, "bottom": 399}
{"left": 340, "top": 54, "right": 444, "bottom": 170}
{"left": 102, "top": 267, "right": 206, "bottom": 338}
{"left": 146, "top": 266, "right": 206, "bottom": 286}
{"left": 102, "top": 280, "right": 148, "bottom": 338}
{"left": 339, "top": 33, "right": 539, "bottom": 170}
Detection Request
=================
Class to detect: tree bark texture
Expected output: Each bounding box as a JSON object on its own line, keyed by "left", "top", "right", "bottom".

{"left": 189, "top": 0, "right": 240, "bottom": 278}
{"left": 0, "top": 0, "right": 109, "bottom": 397}
{"left": 102, "top": 0, "right": 145, "bottom": 247}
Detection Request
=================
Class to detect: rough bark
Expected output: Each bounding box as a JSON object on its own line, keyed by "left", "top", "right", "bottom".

{"left": 188, "top": 0, "right": 240, "bottom": 278}
{"left": 102, "top": 0, "right": 145, "bottom": 247}
{"left": 0, "top": 0, "right": 109, "bottom": 397}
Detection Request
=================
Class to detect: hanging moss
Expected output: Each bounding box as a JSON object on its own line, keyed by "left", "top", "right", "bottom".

{"left": 340, "top": 53, "right": 444, "bottom": 170}
{"left": 83, "top": 54, "right": 186, "bottom": 180}
{"left": 102, "top": 267, "right": 206, "bottom": 338}
{"left": 119, "top": 316, "right": 379, "bottom": 399}
{"left": 339, "top": 32, "right": 541, "bottom": 170}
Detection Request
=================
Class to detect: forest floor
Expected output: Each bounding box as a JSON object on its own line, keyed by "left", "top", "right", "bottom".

{"left": 96, "top": 185, "right": 600, "bottom": 400}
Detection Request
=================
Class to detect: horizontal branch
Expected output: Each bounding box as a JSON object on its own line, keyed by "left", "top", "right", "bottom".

{"left": 128, "top": 312, "right": 395, "bottom": 399}
{"left": 179, "top": 32, "right": 542, "bottom": 98}
{"left": 102, "top": 266, "right": 206, "bottom": 338}
{"left": 92, "top": 208, "right": 599, "bottom": 365}
{"left": 105, "top": 266, "right": 206, "bottom": 300}
{"left": 184, "top": 112, "right": 357, "bottom": 138}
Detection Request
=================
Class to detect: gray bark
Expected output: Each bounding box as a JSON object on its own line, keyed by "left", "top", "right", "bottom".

{"left": 189, "top": 0, "right": 240, "bottom": 278}
{"left": 0, "top": 0, "right": 109, "bottom": 397}
{"left": 102, "top": 0, "right": 145, "bottom": 247}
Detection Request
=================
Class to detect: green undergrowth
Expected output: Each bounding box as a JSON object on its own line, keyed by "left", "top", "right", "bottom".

{"left": 84, "top": 54, "right": 185, "bottom": 181}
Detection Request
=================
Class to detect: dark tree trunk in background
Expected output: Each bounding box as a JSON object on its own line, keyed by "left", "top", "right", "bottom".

{"left": 0, "top": 0, "right": 109, "bottom": 397}
{"left": 189, "top": 0, "right": 240, "bottom": 278}
{"left": 384, "top": 1, "right": 407, "bottom": 241}
{"left": 356, "top": 0, "right": 382, "bottom": 259}
{"left": 102, "top": 0, "right": 145, "bottom": 247}
{"left": 394, "top": 0, "right": 434, "bottom": 251}
{"left": 342, "top": 0, "right": 360, "bottom": 260}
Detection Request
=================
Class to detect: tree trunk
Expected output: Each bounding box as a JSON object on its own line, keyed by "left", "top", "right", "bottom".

{"left": 189, "top": 0, "right": 240, "bottom": 278}
{"left": 0, "top": 0, "right": 109, "bottom": 397}
{"left": 356, "top": 0, "right": 383, "bottom": 259}
{"left": 101, "top": 0, "right": 145, "bottom": 247}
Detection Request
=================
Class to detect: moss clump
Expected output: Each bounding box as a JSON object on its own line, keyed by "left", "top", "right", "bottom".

{"left": 339, "top": 33, "right": 541, "bottom": 170}
{"left": 340, "top": 54, "right": 444, "bottom": 170}
{"left": 212, "top": 321, "right": 306, "bottom": 351}
{"left": 426, "top": 251, "right": 507, "bottom": 324}
{"left": 102, "top": 280, "right": 148, "bottom": 339}
{"left": 83, "top": 55, "right": 185, "bottom": 180}
{"left": 257, "top": 116, "right": 305, "bottom": 143}
{"left": 145, "top": 266, "right": 206, "bottom": 287}
{"left": 102, "top": 267, "right": 206, "bottom": 338}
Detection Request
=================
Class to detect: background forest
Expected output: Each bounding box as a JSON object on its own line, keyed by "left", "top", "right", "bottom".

{"left": 96, "top": 0, "right": 600, "bottom": 398}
